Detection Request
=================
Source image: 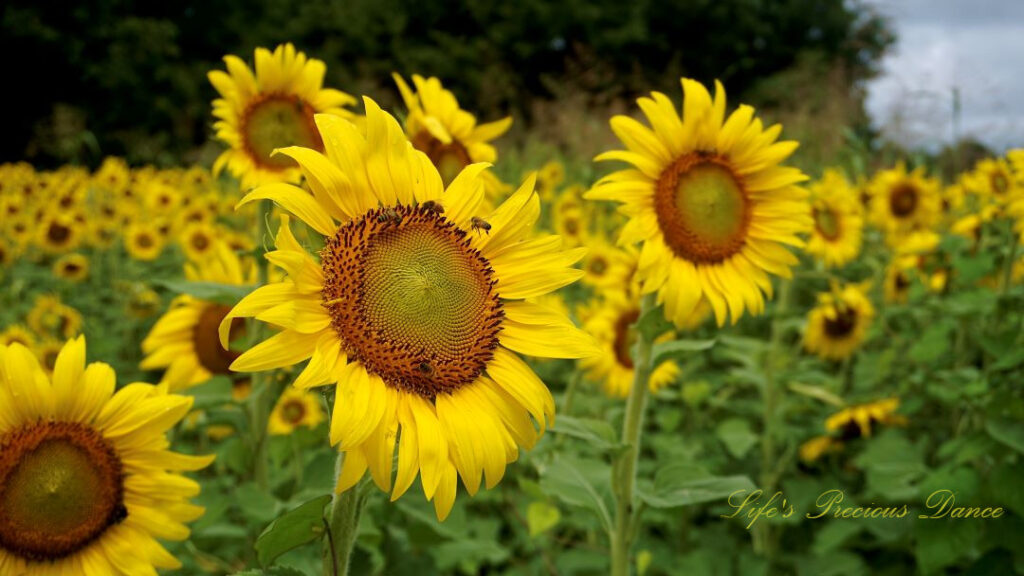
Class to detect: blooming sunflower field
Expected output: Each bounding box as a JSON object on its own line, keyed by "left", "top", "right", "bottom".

{"left": 1, "top": 40, "right": 1024, "bottom": 576}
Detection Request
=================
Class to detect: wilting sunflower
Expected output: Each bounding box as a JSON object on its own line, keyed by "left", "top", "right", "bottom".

{"left": 805, "top": 169, "right": 863, "bottom": 268}
{"left": 53, "top": 253, "right": 90, "bottom": 282}
{"left": 269, "top": 388, "right": 326, "bottom": 435}
{"left": 223, "top": 100, "right": 595, "bottom": 520}
{"left": 393, "top": 73, "right": 511, "bottom": 196}
{"left": 26, "top": 295, "right": 82, "bottom": 339}
{"left": 868, "top": 163, "right": 941, "bottom": 239}
{"left": 587, "top": 79, "right": 811, "bottom": 327}
{"left": 209, "top": 43, "right": 356, "bottom": 189}
{"left": 578, "top": 288, "right": 684, "bottom": 398}
{"left": 799, "top": 435, "right": 842, "bottom": 463}
{"left": 803, "top": 284, "right": 874, "bottom": 361}
{"left": 124, "top": 222, "right": 165, "bottom": 261}
{"left": 0, "top": 337, "right": 213, "bottom": 575}
{"left": 141, "top": 243, "right": 255, "bottom": 392}
{"left": 825, "top": 398, "right": 906, "bottom": 439}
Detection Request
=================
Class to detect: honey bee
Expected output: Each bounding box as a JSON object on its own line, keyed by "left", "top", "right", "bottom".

{"left": 470, "top": 217, "right": 491, "bottom": 234}
{"left": 376, "top": 208, "right": 401, "bottom": 224}
{"left": 421, "top": 200, "right": 445, "bottom": 214}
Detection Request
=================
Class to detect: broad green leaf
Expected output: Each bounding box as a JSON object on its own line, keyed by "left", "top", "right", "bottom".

{"left": 254, "top": 495, "right": 331, "bottom": 567}
{"left": 909, "top": 320, "right": 955, "bottom": 363}
{"left": 716, "top": 418, "right": 758, "bottom": 459}
{"left": 157, "top": 279, "right": 255, "bottom": 305}
{"left": 985, "top": 417, "right": 1024, "bottom": 454}
{"left": 538, "top": 456, "right": 613, "bottom": 536}
{"left": 651, "top": 338, "right": 716, "bottom": 365}
{"left": 237, "top": 483, "right": 279, "bottom": 525}
{"left": 638, "top": 463, "right": 755, "bottom": 508}
{"left": 550, "top": 415, "right": 617, "bottom": 449}
{"left": 526, "top": 501, "right": 561, "bottom": 536}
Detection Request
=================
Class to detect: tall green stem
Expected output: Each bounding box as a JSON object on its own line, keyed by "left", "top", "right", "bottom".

{"left": 323, "top": 453, "right": 366, "bottom": 576}
{"left": 610, "top": 292, "right": 657, "bottom": 576}
{"left": 248, "top": 199, "right": 273, "bottom": 489}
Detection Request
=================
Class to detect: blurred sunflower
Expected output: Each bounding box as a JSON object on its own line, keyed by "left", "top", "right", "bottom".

{"left": 803, "top": 284, "right": 874, "bottom": 361}
{"left": 578, "top": 288, "right": 685, "bottom": 398}
{"left": 27, "top": 295, "right": 82, "bottom": 339}
{"left": 37, "top": 213, "right": 83, "bottom": 254}
{"left": 223, "top": 100, "right": 595, "bottom": 520}
{"left": 209, "top": 43, "right": 356, "bottom": 189}
{"left": 587, "top": 79, "right": 811, "bottom": 326}
{"left": 537, "top": 161, "right": 566, "bottom": 199}
{"left": 805, "top": 169, "right": 862, "bottom": 269}
{"left": 141, "top": 243, "right": 255, "bottom": 392}
{"left": 0, "top": 325, "right": 36, "bottom": 349}
{"left": 53, "top": 253, "right": 90, "bottom": 282}
{"left": 883, "top": 256, "right": 918, "bottom": 304}
{"left": 126, "top": 287, "right": 164, "bottom": 320}
{"left": 868, "top": 163, "right": 940, "bottom": 238}
{"left": 268, "top": 388, "right": 326, "bottom": 435}
{"left": 179, "top": 222, "right": 220, "bottom": 262}
{"left": 580, "top": 239, "right": 637, "bottom": 288}
{"left": 554, "top": 207, "right": 587, "bottom": 248}
{"left": 394, "top": 73, "right": 512, "bottom": 195}
{"left": 0, "top": 337, "right": 213, "bottom": 575}
{"left": 92, "top": 157, "right": 130, "bottom": 194}
{"left": 825, "top": 398, "right": 905, "bottom": 439}
{"left": 963, "top": 157, "right": 1016, "bottom": 205}
{"left": 950, "top": 204, "right": 999, "bottom": 247}
{"left": 799, "top": 435, "right": 842, "bottom": 463}
{"left": 32, "top": 336, "right": 63, "bottom": 375}
{"left": 125, "top": 222, "right": 165, "bottom": 261}
{"left": 0, "top": 238, "right": 13, "bottom": 268}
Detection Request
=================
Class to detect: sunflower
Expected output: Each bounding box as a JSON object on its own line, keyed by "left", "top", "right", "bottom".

{"left": 580, "top": 239, "right": 637, "bottom": 289}
{"left": 963, "top": 157, "right": 1017, "bottom": 205}
{"left": 578, "top": 288, "right": 683, "bottom": 398}
{"left": 37, "top": 213, "right": 83, "bottom": 254}
{"left": 126, "top": 287, "right": 164, "bottom": 320}
{"left": 868, "top": 163, "right": 941, "bottom": 239}
{"left": 141, "top": 243, "right": 255, "bottom": 392}
{"left": 92, "top": 157, "right": 130, "bottom": 194}
{"left": 53, "top": 253, "right": 90, "bottom": 282}
{"left": 393, "top": 73, "right": 511, "bottom": 196}
{"left": 0, "top": 337, "right": 213, "bottom": 575}
{"left": 553, "top": 207, "right": 587, "bottom": 248}
{"left": 825, "top": 398, "right": 905, "bottom": 439}
{"left": 32, "top": 337, "right": 63, "bottom": 375}
{"left": 178, "top": 222, "right": 220, "bottom": 262}
{"left": 124, "top": 223, "right": 164, "bottom": 261}
{"left": 587, "top": 79, "right": 811, "bottom": 327}
{"left": 799, "top": 435, "right": 842, "bottom": 463}
{"left": 26, "top": 295, "right": 82, "bottom": 339}
{"left": 0, "top": 325, "right": 36, "bottom": 349}
{"left": 222, "top": 100, "right": 595, "bottom": 520}
{"left": 805, "top": 169, "right": 863, "bottom": 268}
{"left": 268, "top": 388, "right": 326, "bottom": 435}
{"left": 883, "top": 256, "right": 919, "bottom": 304}
{"left": 209, "top": 43, "right": 357, "bottom": 189}
{"left": 803, "top": 284, "right": 874, "bottom": 361}
{"left": 537, "top": 161, "right": 566, "bottom": 200}
{"left": 950, "top": 205, "right": 998, "bottom": 247}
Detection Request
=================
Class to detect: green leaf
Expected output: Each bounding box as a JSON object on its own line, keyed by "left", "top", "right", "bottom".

{"left": 157, "top": 279, "right": 255, "bottom": 305}
{"left": 715, "top": 418, "right": 758, "bottom": 459}
{"left": 909, "top": 320, "right": 955, "bottom": 363}
{"left": 432, "top": 539, "right": 509, "bottom": 573}
{"left": 526, "top": 501, "right": 561, "bottom": 536}
{"left": 254, "top": 495, "right": 331, "bottom": 567}
{"left": 634, "top": 303, "right": 674, "bottom": 340}
{"left": 638, "top": 464, "right": 755, "bottom": 508}
{"left": 237, "top": 483, "right": 280, "bottom": 525}
{"left": 985, "top": 417, "right": 1024, "bottom": 454}
{"left": 651, "top": 338, "right": 716, "bottom": 365}
{"left": 549, "top": 415, "right": 618, "bottom": 449}
{"left": 188, "top": 375, "right": 236, "bottom": 410}
{"left": 538, "top": 456, "right": 613, "bottom": 536}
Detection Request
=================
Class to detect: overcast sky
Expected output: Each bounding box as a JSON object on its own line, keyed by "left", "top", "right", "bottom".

{"left": 864, "top": 0, "right": 1024, "bottom": 151}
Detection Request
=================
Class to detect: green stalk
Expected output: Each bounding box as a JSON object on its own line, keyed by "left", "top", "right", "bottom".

{"left": 1000, "top": 219, "right": 1019, "bottom": 294}
{"left": 610, "top": 292, "right": 657, "bottom": 576}
{"left": 248, "top": 199, "right": 273, "bottom": 489}
{"left": 323, "top": 453, "right": 366, "bottom": 576}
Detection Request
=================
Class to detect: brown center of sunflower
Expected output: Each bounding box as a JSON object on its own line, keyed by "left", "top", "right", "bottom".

{"left": 888, "top": 183, "right": 918, "bottom": 217}
{"left": 410, "top": 131, "right": 472, "bottom": 186}
{"left": 194, "top": 304, "right": 246, "bottom": 374}
{"left": 46, "top": 221, "right": 71, "bottom": 245}
{"left": 613, "top": 309, "right": 640, "bottom": 370}
{"left": 588, "top": 256, "right": 608, "bottom": 276}
{"left": 823, "top": 306, "right": 858, "bottom": 338}
{"left": 135, "top": 232, "right": 154, "bottom": 249}
{"left": 655, "top": 153, "right": 750, "bottom": 264}
{"left": 813, "top": 206, "right": 841, "bottom": 240}
{"left": 241, "top": 94, "right": 323, "bottom": 171}
{"left": 991, "top": 173, "right": 1008, "bottom": 195}
{"left": 63, "top": 262, "right": 81, "bottom": 275}
{"left": 0, "top": 422, "right": 126, "bottom": 561}
{"left": 321, "top": 205, "right": 503, "bottom": 398}
{"left": 191, "top": 232, "right": 211, "bottom": 252}
{"left": 42, "top": 349, "right": 60, "bottom": 372}
{"left": 281, "top": 400, "right": 307, "bottom": 425}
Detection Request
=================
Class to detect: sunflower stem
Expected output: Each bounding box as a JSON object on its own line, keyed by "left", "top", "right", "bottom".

{"left": 610, "top": 292, "right": 656, "bottom": 576}
{"left": 323, "top": 453, "right": 366, "bottom": 576}
{"left": 248, "top": 198, "right": 273, "bottom": 490}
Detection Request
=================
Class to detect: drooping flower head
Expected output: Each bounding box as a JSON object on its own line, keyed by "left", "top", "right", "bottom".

{"left": 209, "top": 44, "right": 357, "bottom": 189}
{"left": 222, "top": 99, "right": 595, "bottom": 520}
{"left": 0, "top": 337, "right": 213, "bottom": 574}
{"left": 587, "top": 79, "right": 812, "bottom": 327}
